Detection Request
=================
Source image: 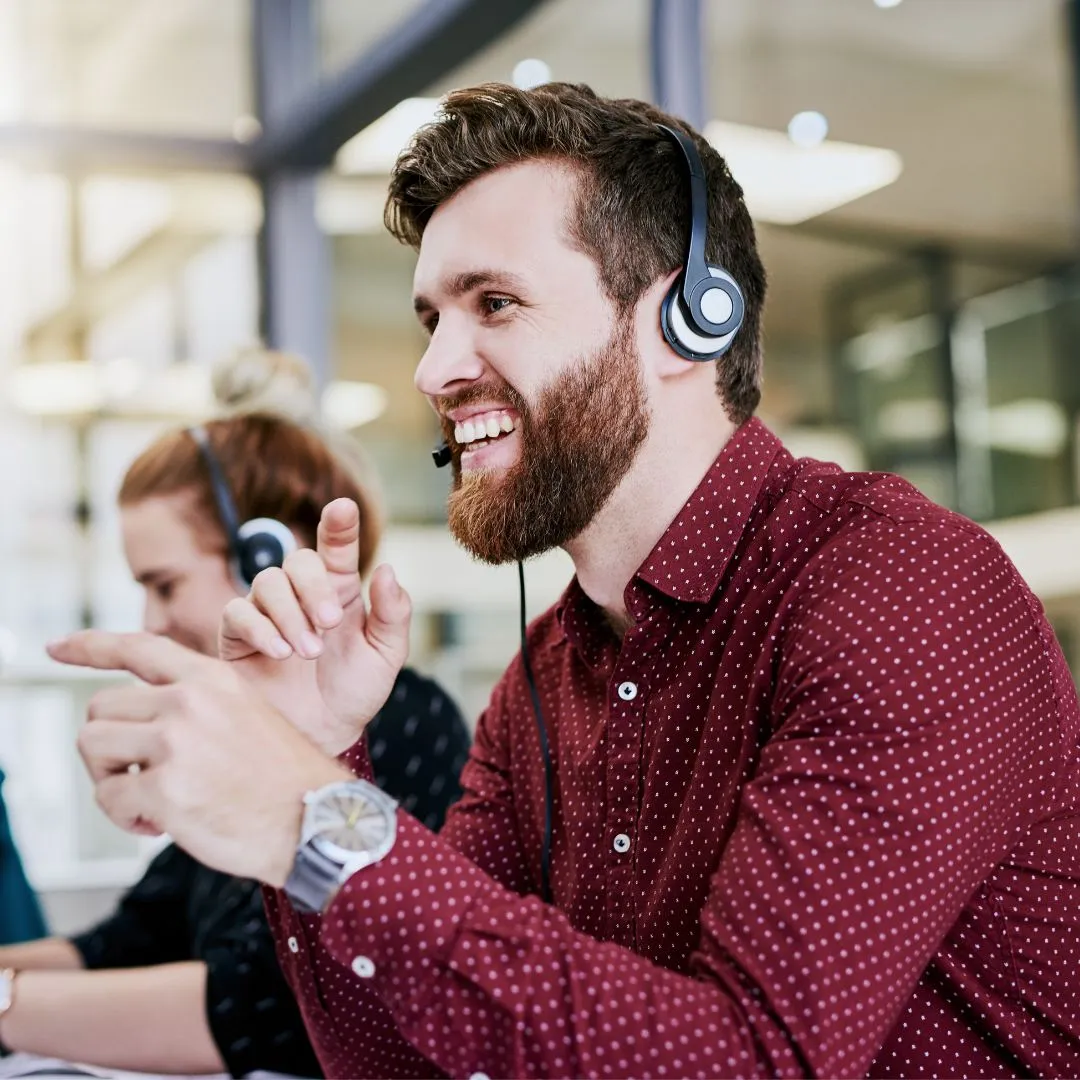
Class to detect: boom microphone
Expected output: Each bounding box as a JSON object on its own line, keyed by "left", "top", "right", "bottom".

{"left": 432, "top": 441, "right": 452, "bottom": 468}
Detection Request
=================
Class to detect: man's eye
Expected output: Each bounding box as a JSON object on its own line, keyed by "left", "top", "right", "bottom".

{"left": 484, "top": 296, "right": 513, "bottom": 315}
{"left": 155, "top": 582, "right": 175, "bottom": 602}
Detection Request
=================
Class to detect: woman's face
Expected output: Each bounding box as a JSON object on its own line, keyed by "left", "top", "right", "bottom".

{"left": 120, "top": 493, "right": 241, "bottom": 657}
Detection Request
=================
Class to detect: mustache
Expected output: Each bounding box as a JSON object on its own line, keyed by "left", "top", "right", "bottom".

{"left": 436, "top": 381, "right": 529, "bottom": 419}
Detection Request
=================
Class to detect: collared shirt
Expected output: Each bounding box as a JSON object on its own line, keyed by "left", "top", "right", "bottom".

{"left": 267, "top": 419, "right": 1080, "bottom": 1078}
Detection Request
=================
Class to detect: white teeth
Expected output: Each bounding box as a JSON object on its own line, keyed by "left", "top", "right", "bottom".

{"left": 453, "top": 410, "right": 518, "bottom": 446}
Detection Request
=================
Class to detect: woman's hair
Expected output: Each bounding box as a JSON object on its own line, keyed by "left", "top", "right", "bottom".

{"left": 118, "top": 348, "right": 383, "bottom": 577}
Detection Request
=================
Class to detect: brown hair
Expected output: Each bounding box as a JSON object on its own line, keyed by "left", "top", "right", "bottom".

{"left": 118, "top": 413, "right": 382, "bottom": 577}
{"left": 386, "top": 81, "right": 768, "bottom": 423}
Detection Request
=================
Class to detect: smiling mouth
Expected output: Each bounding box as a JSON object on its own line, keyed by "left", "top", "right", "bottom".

{"left": 454, "top": 409, "right": 518, "bottom": 452}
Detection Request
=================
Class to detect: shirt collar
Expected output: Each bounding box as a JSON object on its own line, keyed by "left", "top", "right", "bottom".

{"left": 556, "top": 418, "right": 787, "bottom": 656}
{"left": 633, "top": 418, "right": 785, "bottom": 605}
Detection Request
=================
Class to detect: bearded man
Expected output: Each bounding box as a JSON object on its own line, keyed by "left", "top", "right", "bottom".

{"left": 52, "top": 82, "right": 1080, "bottom": 1079}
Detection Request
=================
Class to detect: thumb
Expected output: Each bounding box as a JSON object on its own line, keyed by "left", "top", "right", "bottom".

{"left": 363, "top": 564, "right": 411, "bottom": 667}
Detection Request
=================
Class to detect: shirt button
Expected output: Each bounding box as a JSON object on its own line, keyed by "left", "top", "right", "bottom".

{"left": 351, "top": 955, "right": 375, "bottom": 978}
{"left": 287, "top": 936, "right": 299, "bottom": 954}
{"left": 617, "top": 681, "right": 638, "bottom": 701}
{"left": 613, "top": 833, "right": 631, "bottom": 854}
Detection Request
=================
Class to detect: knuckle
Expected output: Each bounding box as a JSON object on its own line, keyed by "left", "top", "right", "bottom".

{"left": 86, "top": 689, "right": 109, "bottom": 722}
{"left": 170, "top": 682, "right": 203, "bottom": 716}
{"left": 251, "top": 565, "right": 284, "bottom": 597}
{"left": 222, "top": 595, "right": 251, "bottom": 625}
{"left": 75, "top": 723, "right": 96, "bottom": 761}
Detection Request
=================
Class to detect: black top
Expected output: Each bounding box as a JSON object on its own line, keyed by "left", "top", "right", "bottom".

{"left": 69, "top": 668, "right": 470, "bottom": 1078}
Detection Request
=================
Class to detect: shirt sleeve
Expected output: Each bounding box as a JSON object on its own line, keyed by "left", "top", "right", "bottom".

{"left": 70, "top": 844, "right": 194, "bottom": 969}
{"left": 313, "top": 519, "right": 1065, "bottom": 1078}
{"left": 366, "top": 668, "right": 472, "bottom": 833}
{"left": 203, "top": 881, "right": 322, "bottom": 1079}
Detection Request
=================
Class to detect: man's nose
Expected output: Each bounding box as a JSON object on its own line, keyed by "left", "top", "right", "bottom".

{"left": 414, "top": 318, "right": 486, "bottom": 398}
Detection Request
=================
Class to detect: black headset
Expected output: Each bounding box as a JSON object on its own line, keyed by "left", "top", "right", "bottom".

{"left": 187, "top": 425, "right": 297, "bottom": 590}
{"left": 656, "top": 123, "right": 745, "bottom": 361}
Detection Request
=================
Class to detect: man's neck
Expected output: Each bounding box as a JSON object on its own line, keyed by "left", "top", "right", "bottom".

{"left": 566, "top": 410, "right": 740, "bottom": 629}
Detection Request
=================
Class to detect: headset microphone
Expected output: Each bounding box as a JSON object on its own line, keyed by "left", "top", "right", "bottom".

{"left": 188, "top": 425, "right": 297, "bottom": 590}
{"left": 432, "top": 441, "right": 452, "bottom": 468}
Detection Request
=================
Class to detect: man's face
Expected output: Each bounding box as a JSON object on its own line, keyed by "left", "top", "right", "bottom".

{"left": 412, "top": 161, "right": 650, "bottom": 563}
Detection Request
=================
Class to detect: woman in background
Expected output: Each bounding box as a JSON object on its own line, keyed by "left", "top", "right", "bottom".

{"left": 0, "top": 351, "right": 471, "bottom": 1078}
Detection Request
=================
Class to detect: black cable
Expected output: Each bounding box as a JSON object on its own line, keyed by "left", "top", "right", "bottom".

{"left": 518, "top": 559, "right": 554, "bottom": 903}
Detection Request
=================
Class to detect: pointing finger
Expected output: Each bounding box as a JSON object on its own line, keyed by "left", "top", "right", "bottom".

{"left": 47, "top": 631, "right": 212, "bottom": 686}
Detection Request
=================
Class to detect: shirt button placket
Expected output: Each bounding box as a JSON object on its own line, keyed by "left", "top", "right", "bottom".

{"left": 606, "top": 674, "right": 643, "bottom": 945}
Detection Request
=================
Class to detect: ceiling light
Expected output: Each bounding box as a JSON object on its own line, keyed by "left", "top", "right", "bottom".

{"left": 321, "top": 381, "right": 388, "bottom": 429}
{"left": 787, "top": 111, "right": 829, "bottom": 149}
{"left": 512, "top": 58, "right": 551, "bottom": 89}
{"left": 705, "top": 120, "right": 902, "bottom": 224}
{"left": 873, "top": 0, "right": 903, "bottom": 7}
{"left": 336, "top": 98, "right": 441, "bottom": 175}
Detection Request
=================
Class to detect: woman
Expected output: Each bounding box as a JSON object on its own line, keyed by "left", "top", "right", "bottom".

{"left": 0, "top": 353, "right": 470, "bottom": 1077}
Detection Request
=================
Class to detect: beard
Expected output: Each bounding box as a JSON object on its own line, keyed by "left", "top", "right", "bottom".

{"left": 441, "top": 322, "right": 650, "bottom": 564}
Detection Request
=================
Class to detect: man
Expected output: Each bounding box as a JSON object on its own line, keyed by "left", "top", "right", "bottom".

{"left": 49, "top": 82, "right": 1080, "bottom": 1078}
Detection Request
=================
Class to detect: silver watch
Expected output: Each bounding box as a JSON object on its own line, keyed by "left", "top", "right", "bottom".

{"left": 283, "top": 778, "right": 397, "bottom": 914}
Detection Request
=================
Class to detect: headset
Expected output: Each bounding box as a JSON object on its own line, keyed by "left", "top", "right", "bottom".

{"left": 656, "top": 122, "right": 745, "bottom": 362}
{"left": 187, "top": 425, "right": 297, "bottom": 590}
{"left": 430, "top": 122, "right": 743, "bottom": 903}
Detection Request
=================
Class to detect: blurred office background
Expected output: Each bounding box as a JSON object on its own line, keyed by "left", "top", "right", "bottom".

{"left": 1, "top": 0, "right": 1079, "bottom": 929}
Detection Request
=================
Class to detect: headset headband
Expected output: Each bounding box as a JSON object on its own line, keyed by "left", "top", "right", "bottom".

{"left": 188, "top": 425, "right": 242, "bottom": 563}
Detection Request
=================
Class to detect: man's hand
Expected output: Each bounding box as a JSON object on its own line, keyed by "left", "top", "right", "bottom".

{"left": 46, "top": 631, "right": 349, "bottom": 886}
{"left": 220, "top": 497, "right": 411, "bottom": 756}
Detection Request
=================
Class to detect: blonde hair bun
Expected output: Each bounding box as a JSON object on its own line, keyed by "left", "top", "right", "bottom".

{"left": 211, "top": 347, "right": 319, "bottom": 424}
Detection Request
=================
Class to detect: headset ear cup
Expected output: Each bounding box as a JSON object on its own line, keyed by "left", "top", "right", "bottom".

{"left": 235, "top": 518, "right": 297, "bottom": 588}
{"left": 660, "top": 269, "right": 743, "bottom": 361}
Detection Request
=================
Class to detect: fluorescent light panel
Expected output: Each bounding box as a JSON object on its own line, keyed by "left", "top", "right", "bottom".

{"left": 704, "top": 120, "right": 902, "bottom": 225}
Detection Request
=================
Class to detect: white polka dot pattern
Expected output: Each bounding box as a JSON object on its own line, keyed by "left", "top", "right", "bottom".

{"left": 267, "top": 419, "right": 1080, "bottom": 1078}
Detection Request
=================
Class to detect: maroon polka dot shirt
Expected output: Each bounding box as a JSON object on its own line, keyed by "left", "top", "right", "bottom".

{"left": 266, "top": 418, "right": 1080, "bottom": 1078}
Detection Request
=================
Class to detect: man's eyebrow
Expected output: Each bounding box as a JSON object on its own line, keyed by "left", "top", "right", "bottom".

{"left": 413, "top": 269, "right": 528, "bottom": 316}
{"left": 135, "top": 569, "right": 168, "bottom": 586}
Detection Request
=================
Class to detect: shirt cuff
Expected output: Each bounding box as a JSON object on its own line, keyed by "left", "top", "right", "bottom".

{"left": 317, "top": 813, "right": 525, "bottom": 1023}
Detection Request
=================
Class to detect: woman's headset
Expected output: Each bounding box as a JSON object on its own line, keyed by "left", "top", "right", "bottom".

{"left": 187, "top": 425, "right": 297, "bottom": 590}
{"left": 656, "top": 123, "right": 745, "bottom": 361}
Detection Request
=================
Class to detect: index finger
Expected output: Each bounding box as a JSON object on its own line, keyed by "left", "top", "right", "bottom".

{"left": 46, "top": 630, "right": 211, "bottom": 686}
{"left": 317, "top": 498, "right": 363, "bottom": 577}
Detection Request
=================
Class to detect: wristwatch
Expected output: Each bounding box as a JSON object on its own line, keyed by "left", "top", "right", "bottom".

{"left": 283, "top": 778, "right": 397, "bottom": 914}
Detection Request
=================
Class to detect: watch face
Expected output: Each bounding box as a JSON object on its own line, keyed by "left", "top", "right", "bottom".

{"left": 310, "top": 789, "right": 389, "bottom": 853}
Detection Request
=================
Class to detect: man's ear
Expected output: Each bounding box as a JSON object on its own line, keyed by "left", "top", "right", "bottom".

{"left": 635, "top": 269, "right": 705, "bottom": 380}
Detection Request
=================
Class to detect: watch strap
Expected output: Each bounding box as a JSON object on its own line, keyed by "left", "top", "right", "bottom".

{"left": 283, "top": 842, "right": 343, "bottom": 915}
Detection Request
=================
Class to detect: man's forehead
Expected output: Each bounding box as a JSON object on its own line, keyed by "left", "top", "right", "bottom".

{"left": 412, "top": 161, "right": 579, "bottom": 291}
